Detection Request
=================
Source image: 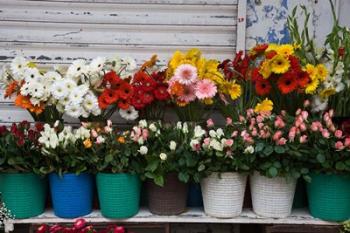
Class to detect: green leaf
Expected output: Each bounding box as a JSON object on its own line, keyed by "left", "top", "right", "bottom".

{"left": 274, "top": 146, "right": 285, "bottom": 154}
{"left": 146, "top": 159, "right": 159, "bottom": 172}
{"left": 316, "top": 153, "right": 325, "bottom": 163}
{"left": 255, "top": 143, "right": 264, "bottom": 152}
{"left": 178, "top": 172, "right": 190, "bottom": 183}
{"left": 154, "top": 176, "right": 164, "bottom": 187}
{"left": 336, "top": 161, "right": 346, "bottom": 171}
{"left": 105, "top": 154, "right": 113, "bottom": 163}
{"left": 198, "top": 164, "right": 205, "bottom": 172}
{"left": 273, "top": 161, "right": 282, "bottom": 168}
{"left": 268, "top": 167, "right": 278, "bottom": 177}
{"left": 263, "top": 145, "right": 274, "bottom": 156}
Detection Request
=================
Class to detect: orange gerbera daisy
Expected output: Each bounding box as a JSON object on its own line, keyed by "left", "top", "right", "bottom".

{"left": 5, "top": 81, "right": 19, "bottom": 98}
{"left": 169, "top": 81, "right": 184, "bottom": 97}
{"left": 15, "top": 95, "right": 44, "bottom": 115}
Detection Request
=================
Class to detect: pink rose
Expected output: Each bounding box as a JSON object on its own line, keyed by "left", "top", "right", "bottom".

{"left": 206, "top": 118, "right": 214, "bottom": 127}
{"left": 142, "top": 129, "right": 149, "bottom": 140}
{"left": 91, "top": 129, "right": 98, "bottom": 138}
{"left": 303, "top": 100, "right": 310, "bottom": 107}
{"left": 299, "top": 135, "right": 308, "bottom": 144}
{"left": 322, "top": 129, "right": 330, "bottom": 138}
{"left": 251, "top": 128, "right": 258, "bottom": 137}
{"left": 300, "top": 123, "right": 307, "bottom": 132}
{"left": 301, "top": 111, "right": 309, "bottom": 121}
{"left": 288, "top": 127, "right": 296, "bottom": 142}
{"left": 274, "top": 116, "right": 285, "bottom": 129}
{"left": 335, "top": 141, "right": 345, "bottom": 150}
{"left": 204, "top": 137, "right": 210, "bottom": 145}
{"left": 335, "top": 130, "right": 343, "bottom": 139}
{"left": 225, "top": 139, "right": 234, "bottom": 147}
{"left": 277, "top": 137, "right": 287, "bottom": 145}
{"left": 258, "top": 123, "right": 264, "bottom": 129}
{"left": 256, "top": 115, "right": 264, "bottom": 123}
{"left": 273, "top": 130, "right": 283, "bottom": 141}
{"left": 239, "top": 115, "right": 245, "bottom": 123}
{"left": 231, "top": 131, "right": 238, "bottom": 138}
{"left": 226, "top": 117, "right": 233, "bottom": 125}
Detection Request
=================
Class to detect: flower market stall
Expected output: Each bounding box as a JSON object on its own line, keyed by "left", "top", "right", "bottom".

{"left": 0, "top": 0, "right": 349, "bottom": 233}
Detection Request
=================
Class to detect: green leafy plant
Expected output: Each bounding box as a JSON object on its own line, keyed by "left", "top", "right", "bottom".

{"left": 0, "top": 121, "right": 44, "bottom": 174}
{"left": 341, "top": 219, "right": 350, "bottom": 233}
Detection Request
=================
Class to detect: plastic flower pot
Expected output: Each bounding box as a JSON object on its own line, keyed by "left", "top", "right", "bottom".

{"left": 147, "top": 173, "right": 188, "bottom": 215}
{"left": 0, "top": 173, "right": 47, "bottom": 219}
{"left": 201, "top": 172, "right": 247, "bottom": 218}
{"left": 307, "top": 173, "right": 350, "bottom": 221}
{"left": 250, "top": 172, "right": 297, "bottom": 218}
{"left": 187, "top": 183, "right": 203, "bottom": 207}
{"left": 49, "top": 173, "right": 93, "bottom": 218}
{"left": 96, "top": 173, "right": 141, "bottom": 218}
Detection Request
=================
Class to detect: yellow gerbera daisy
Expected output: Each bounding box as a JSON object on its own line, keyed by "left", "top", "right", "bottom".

{"left": 270, "top": 54, "right": 290, "bottom": 74}
{"left": 266, "top": 43, "right": 279, "bottom": 53}
{"left": 259, "top": 60, "right": 272, "bottom": 79}
{"left": 254, "top": 98, "right": 273, "bottom": 113}
{"left": 304, "top": 64, "right": 317, "bottom": 80}
{"left": 228, "top": 82, "right": 242, "bottom": 100}
{"left": 276, "top": 44, "right": 294, "bottom": 56}
{"left": 316, "top": 64, "right": 328, "bottom": 81}
{"left": 320, "top": 88, "right": 336, "bottom": 99}
{"left": 305, "top": 78, "right": 319, "bottom": 94}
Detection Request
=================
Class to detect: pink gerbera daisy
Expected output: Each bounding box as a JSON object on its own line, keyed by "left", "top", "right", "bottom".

{"left": 195, "top": 79, "right": 217, "bottom": 99}
{"left": 178, "top": 84, "right": 196, "bottom": 103}
{"left": 174, "top": 64, "right": 198, "bottom": 85}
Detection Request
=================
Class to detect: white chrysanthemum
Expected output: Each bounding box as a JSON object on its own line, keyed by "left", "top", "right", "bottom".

{"left": 27, "top": 82, "right": 45, "bottom": 99}
{"left": 69, "top": 85, "right": 88, "bottom": 105}
{"left": 44, "top": 71, "right": 62, "bottom": 84}
{"left": 65, "top": 104, "right": 83, "bottom": 118}
{"left": 83, "top": 93, "right": 98, "bottom": 111}
{"left": 89, "top": 57, "right": 106, "bottom": 74}
{"left": 51, "top": 81, "right": 69, "bottom": 100}
{"left": 66, "top": 59, "right": 87, "bottom": 79}
{"left": 122, "top": 57, "right": 137, "bottom": 72}
{"left": 56, "top": 103, "right": 65, "bottom": 113}
{"left": 24, "top": 67, "right": 43, "bottom": 82}
{"left": 119, "top": 106, "right": 138, "bottom": 121}
{"left": 59, "top": 96, "right": 70, "bottom": 106}
{"left": 63, "top": 78, "right": 77, "bottom": 91}
{"left": 10, "top": 56, "right": 28, "bottom": 79}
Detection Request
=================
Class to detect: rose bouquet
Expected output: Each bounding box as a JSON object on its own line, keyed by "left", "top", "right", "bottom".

{"left": 166, "top": 49, "right": 222, "bottom": 122}
{"left": 0, "top": 57, "right": 63, "bottom": 123}
{"left": 130, "top": 55, "right": 170, "bottom": 120}
{"left": 248, "top": 43, "right": 325, "bottom": 115}
{"left": 49, "top": 56, "right": 138, "bottom": 122}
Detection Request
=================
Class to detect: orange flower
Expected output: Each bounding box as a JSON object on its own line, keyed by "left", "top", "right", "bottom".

{"left": 176, "top": 100, "right": 188, "bottom": 107}
{"left": 117, "top": 136, "right": 125, "bottom": 144}
{"left": 169, "top": 81, "right": 184, "bottom": 97}
{"left": 15, "top": 95, "right": 44, "bottom": 115}
{"left": 83, "top": 138, "right": 92, "bottom": 148}
{"left": 141, "top": 55, "right": 158, "bottom": 71}
{"left": 5, "top": 81, "right": 19, "bottom": 98}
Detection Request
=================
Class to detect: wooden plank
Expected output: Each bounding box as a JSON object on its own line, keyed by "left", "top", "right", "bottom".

{"left": 236, "top": 0, "right": 246, "bottom": 52}
{"left": 0, "top": 42, "right": 236, "bottom": 65}
{"left": 29, "top": 0, "right": 238, "bottom": 5}
{"left": 0, "top": 1, "right": 237, "bottom": 26}
{"left": 0, "top": 21, "right": 236, "bottom": 47}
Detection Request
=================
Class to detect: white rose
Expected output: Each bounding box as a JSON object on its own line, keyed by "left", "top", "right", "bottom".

{"left": 138, "top": 146, "right": 148, "bottom": 155}
{"left": 139, "top": 120, "right": 148, "bottom": 128}
{"left": 159, "top": 153, "right": 167, "bottom": 161}
{"left": 209, "top": 130, "right": 217, "bottom": 138}
{"left": 209, "top": 139, "right": 223, "bottom": 151}
{"left": 190, "top": 139, "right": 199, "bottom": 150}
{"left": 182, "top": 122, "right": 189, "bottom": 134}
{"left": 176, "top": 122, "right": 182, "bottom": 130}
{"left": 194, "top": 125, "right": 206, "bottom": 138}
{"left": 149, "top": 123, "right": 157, "bottom": 132}
{"left": 244, "top": 145, "right": 255, "bottom": 154}
{"left": 169, "top": 141, "right": 177, "bottom": 151}
{"left": 216, "top": 128, "right": 224, "bottom": 138}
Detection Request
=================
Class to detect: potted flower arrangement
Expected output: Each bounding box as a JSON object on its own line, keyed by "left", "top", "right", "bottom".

{"left": 0, "top": 57, "right": 63, "bottom": 124}
{"left": 132, "top": 120, "right": 203, "bottom": 215}
{"left": 130, "top": 55, "right": 170, "bottom": 121}
{"left": 305, "top": 109, "right": 350, "bottom": 221}
{"left": 38, "top": 122, "right": 98, "bottom": 218}
{"left": 94, "top": 121, "right": 142, "bottom": 218}
{"left": 166, "top": 49, "right": 222, "bottom": 122}
{"left": 196, "top": 118, "right": 252, "bottom": 218}
{"left": 247, "top": 102, "right": 310, "bottom": 218}
{"left": 49, "top": 56, "right": 138, "bottom": 122}
{"left": 0, "top": 121, "right": 47, "bottom": 219}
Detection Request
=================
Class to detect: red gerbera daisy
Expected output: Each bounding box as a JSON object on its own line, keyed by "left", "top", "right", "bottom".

{"left": 255, "top": 79, "right": 272, "bottom": 96}
{"left": 104, "top": 71, "right": 123, "bottom": 89}
{"left": 265, "top": 51, "right": 277, "bottom": 59}
{"left": 142, "top": 92, "right": 154, "bottom": 105}
{"left": 131, "top": 96, "right": 145, "bottom": 110}
{"left": 133, "top": 71, "right": 148, "bottom": 83}
{"left": 118, "top": 99, "right": 130, "bottom": 110}
{"left": 98, "top": 95, "right": 110, "bottom": 109}
{"left": 288, "top": 55, "right": 301, "bottom": 72}
{"left": 118, "top": 83, "right": 133, "bottom": 100}
{"left": 151, "top": 71, "right": 166, "bottom": 82}
{"left": 252, "top": 68, "right": 264, "bottom": 82}
{"left": 100, "top": 89, "right": 119, "bottom": 104}
{"left": 253, "top": 44, "right": 269, "bottom": 53}
{"left": 296, "top": 71, "right": 310, "bottom": 88}
{"left": 154, "top": 85, "right": 170, "bottom": 101}
{"left": 277, "top": 71, "right": 298, "bottom": 94}
{"left": 141, "top": 76, "right": 157, "bottom": 92}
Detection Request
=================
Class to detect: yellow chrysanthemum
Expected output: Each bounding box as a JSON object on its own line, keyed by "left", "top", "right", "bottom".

{"left": 185, "top": 48, "right": 201, "bottom": 61}
{"left": 259, "top": 60, "right": 272, "bottom": 79}
{"left": 316, "top": 64, "right": 328, "bottom": 81}
{"left": 276, "top": 44, "right": 294, "bottom": 56}
{"left": 304, "top": 64, "right": 318, "bottom": 80}
{"left": 305, "top": 78, "right": 319, "bottom": 94}
{"left": 254, "top": 98, "right": 273, "bottom": 113}
{"left": 320, "top": 88, "right": 336, "bottom": 99}
{"left": 270, "top": 54, "right": 290, "bottom": 74}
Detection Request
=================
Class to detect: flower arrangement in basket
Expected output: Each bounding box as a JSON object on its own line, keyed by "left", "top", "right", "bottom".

{"left": 0, "top": 58, "right": 63, "bottom": 123}
{"left": 130, "top": 55, "right": 170, "bottom": 120}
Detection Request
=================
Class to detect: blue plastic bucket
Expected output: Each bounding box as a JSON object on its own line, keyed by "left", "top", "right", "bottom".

{"left": 187, "top": 183, "right": 203, "bottom": 207}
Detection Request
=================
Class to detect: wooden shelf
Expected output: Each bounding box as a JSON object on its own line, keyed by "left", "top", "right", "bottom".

{"left": 4, "top": 207, "right": 339, "bottom": 232}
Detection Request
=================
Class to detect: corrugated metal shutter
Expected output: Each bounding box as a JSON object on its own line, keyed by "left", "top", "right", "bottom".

{"left": 0, "top": 0, "right": 244, "bottom": 123}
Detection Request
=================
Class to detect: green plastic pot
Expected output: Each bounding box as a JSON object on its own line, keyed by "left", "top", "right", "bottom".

{"left": 96, "top": 173, "right": 140, "bottom": 218}
{"left": 0, "top": 173, "right": 47, "bottom": 219}
{"left": 307, "top": 173, "right": 350, "bottom": 221}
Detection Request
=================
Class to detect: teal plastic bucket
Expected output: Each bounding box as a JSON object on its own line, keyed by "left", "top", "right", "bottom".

{"left": 96, "top": 173, "right": 140, "bottom": 218}
{"left": 0, "top": 173, "right": 47, "bottom": 219}
{"left": 307, "top": 173, "right": 350, "bottom": 221}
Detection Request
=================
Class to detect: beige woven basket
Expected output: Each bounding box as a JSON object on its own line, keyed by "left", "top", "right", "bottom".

{"left": 201, "top": 172, "right": 247, "bottom": 218}
{"left": 250, "top": 172, "right": 297, "bottom": 218}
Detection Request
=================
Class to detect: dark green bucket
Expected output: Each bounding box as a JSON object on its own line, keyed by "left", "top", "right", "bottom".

{"left": 0, "top": 173, "right": 47, "bottom": 219}
{"left": 307, "top": 173, "right": 350, "bottom": 221}
{"left": 96, "top": 173, "right": 140, "bottom": 218}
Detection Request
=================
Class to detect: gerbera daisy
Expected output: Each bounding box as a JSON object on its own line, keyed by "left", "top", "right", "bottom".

{"left": 253, "top": 44, "right": 269, "bottom": 53}
{"left": 131, "top": 97, "right": 145, "bottom": 110}
{"left": 277, "top": 72, "right": 298, "bottom": 94}
{"left": 259, "top": 60, "right": 272, "bottom": 79}
{"left": 305, "top": 78, "right": 319, "bottom": 94}
{"left": 118, "top": 83, "right": 133, "bottom": 100}
{"left": 89, "top": 57, "right": 106, "bottom": 73}
{"left": 288, "top": 55, "right": 301, "bottom": 72}
{"left": 98, "top": 95, "right": 110, "bottom": 109}
{"left": 276, "top": 44, "right": 294, "bottom": 56}
{"left": 319, "top": 88, "right": 336, "bottom": 99}
{"left": 265, "top": 50, "right": 278, "bottom": 59}
{"left": 104, "top": 71, "right": 123, "bottom": 89}
{"left": 255, "top": 79, "right": 271, "bottom": 96}
{"left": 254, "top": 98, "right": 273, "bottom": 113}
{"left": 174, "top": 64, "right": 198, "bottom": 85}
{"left": 140, "top": 76, "right": 157, "bottom": 92}
{"left": 119, "top": 106, "right": 139, "bottom": 121}
{"left": 177, "top": 84, "right": 196, "bottom": 103}
{"left": 316, "top": 64, "right": 328, "bottom": 81}
{"left": 195, "top": 79, "right": 217, "bottom": 100}
{"left": 296, "top": 71, "right": 310, "bottom": 88}
{"left": 168, "top": 81, "right": 184, "bottom": 97}
{"left": 154, "top": 85, "right": 170, "bottom": 101}
{"left": 5, "top": 81, "right": 19, "bottom": 98}
{"left": 141, "top": 92, "right": 154, "bottom": 105}
{"left": 101, "top": 89, "right": 119, "bottom": 104}
{"left": 304, "top": 64, "right": 317, "bottom": 80}
{"left": 270, "top": 54, "right": 290, "bottom": 74}
{"left": 118, "top": 99, "right": 130, "bottom": 110}
{"left": 228, "top": 82, "right": 242, "bottom": 100}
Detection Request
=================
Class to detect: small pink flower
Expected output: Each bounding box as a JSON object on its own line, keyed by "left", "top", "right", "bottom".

{"left": 277, "top": 137, "right": 287, "bottom": 145}
{"left": 322, "top": 129, "right": 330, "bottom": 138}
{"left": 204, "top": 137, "right": 210, "bottom": 145}
{"left": 300, "top": 123, "right": 307, "bottom": 132}
{"left": 91, "top": 129, "right": 98, "bottom": 138}
{"left": 335, "top": 141, "right": 345, "bottom": 150}
{"left": 258, "top": 123, "right": 264, "bottom": 129}
{"left": 206, "top": 118, "right": 214, "bottom": 128}
{"left": 174, "top": 64, "right": 198, "bottom": 85}
{"left": 345, "top": 137, "right": 350, "bottom": 147}
{"left": 303, "top": 100, "right": 310, "bottom": 107}
{"left": 311, "top": 121, "right": 321, "bottom": 132}
{"left": 273, "top": 130, "right": 283, "bottom": 141}
{"left": 329, "top": 124, "right": 336, "bottom": 132}
{"left": 225, "top": 139, "right": 234, "bottom": 147}
{"left": 251, "top": 128, "right": 258, "bottom": 137}
{"left": 274, "top": 116, "right": 285, "bottom": 129}
{"left": 74, "top": 219, "right": 86, "bottom": 230}
{"left": 256, "top": 115, "right": 264, "bottom": 123}
{"left": 335, "top": 130, "right": 343, "bottom": 138}
{"left": 239, "top": 115, "right": 246, "bottom": 123}
{"left": 301, "top": 111, "right": 309, "bottom": 121}
{"left": 195, "top": 79, "right": 217, "bottom": 100}
{"left": 246, "top": 109, "right": 254, "bottom": 117}
{"left": 104, "top": 126, "right": 112, "bottom": 133}
{"left": 296, "top": 109, "right": 301, "bottom": 116}
{"left": 288, "top": 127, "right": 296, "bottom": 142}
{"left": 299, "top": 135, "right": 308, "bottom": 144}
{"left": 323, "top": 113, "right": 331, "bottom": 123}
{"left": 226, "top": 117, "right": 233, "bottom": 125}
{"left": 231, "top": 131, "right": 238, "bottom": 138}
{"left": 107, "top": 119, "right": 112, "bottom": 127}
{"left": 142, "top": 129, "right": 149, "bottom": 140}
{"left": 177, "top": 84, "right": 197, "bottom": 103}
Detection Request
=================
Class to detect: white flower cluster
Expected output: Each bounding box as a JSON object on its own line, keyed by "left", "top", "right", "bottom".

{"left": 0, "top": 201, "right": 13, "bottom": 228}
